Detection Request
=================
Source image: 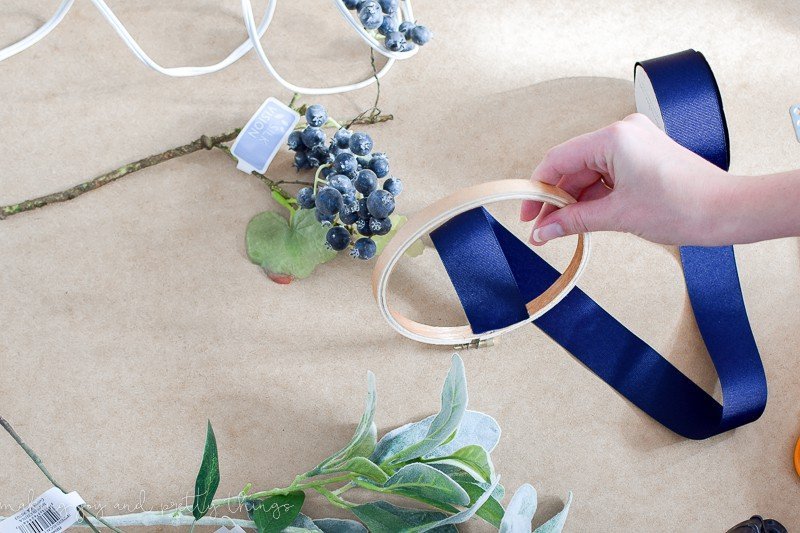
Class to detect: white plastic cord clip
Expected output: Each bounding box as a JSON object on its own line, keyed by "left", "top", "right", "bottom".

{"left": 0, "top": 0, "right": 419, "bottom": 94}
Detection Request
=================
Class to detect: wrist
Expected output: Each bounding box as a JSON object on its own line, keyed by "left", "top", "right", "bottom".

{"left": 695, "top": 172, "right": 749, "bottom": 246}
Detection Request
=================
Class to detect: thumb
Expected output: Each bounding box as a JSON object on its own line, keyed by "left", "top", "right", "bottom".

{"left": 531, "top": 199, "right": 611, "bottom": 244}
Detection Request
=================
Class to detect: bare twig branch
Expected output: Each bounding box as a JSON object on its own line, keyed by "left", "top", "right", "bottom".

{"left": 0, "top": 130, "right": 240, "bottom": 220}
{"left": 1, "top": 107, "right": 393, "bottom": 221}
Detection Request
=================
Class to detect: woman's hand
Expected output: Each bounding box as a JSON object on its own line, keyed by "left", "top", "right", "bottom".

{"left": 521, "top": 113, "right": 735, "bottom": 246}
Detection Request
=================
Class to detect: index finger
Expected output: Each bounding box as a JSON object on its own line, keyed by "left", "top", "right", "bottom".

{"left": 521, "top": 129, "right": 609, "bottom": 221}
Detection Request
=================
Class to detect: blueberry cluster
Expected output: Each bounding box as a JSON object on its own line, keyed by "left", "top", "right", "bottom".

{"left": 341, "top": 0, "right": 431, "bottom": 52}
{"left": 291, "top": 105, "right": 404, "bottom": 261}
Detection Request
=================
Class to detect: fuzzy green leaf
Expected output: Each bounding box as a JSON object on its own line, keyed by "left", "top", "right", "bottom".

{"left": 500, "top": 484, "right": 538, "bottom": 533}
{"left": 425, "top": 445, "right": 494, "bottom": 483}
{"left": 334, "top": 457, "right": 388, "bottom": 484}
{"left": 350, "top": 501, "right": 456, "bottom": 533}
{"left": 313, "top": 518, "right": 369, "bottom": 533}
{"left": 371, "top": 411, "right": 501, "bottom": 465}
{"left": 250, "top": 492, "right": 305, "bottom": 533}
{"left": 459, "top": 481, "right": 505, "bottom": 528}
{"left": 192, "top": 421, "right": 220, "bottom": 521}
{"left": 288, "top": 513, "right": 322, "bottom": 532}
{"left": 317, "top": 372, "right": 377, "bottom": 471}
{"left": 533, "top": 492, "right": 572, "bottom": 533}
{"left": 405, "top": 476, "right": 501, "bottom": 533}
{"left": 433, "top": 465, "right": 505, "bottom": 500}
{"left": 373, "top": 214, "right": 425, "bottom": 258}
{"left": 381, "top": 463, "right": 469, "bottom": 507}
{"left": 384, "top": 355, "right": 468, "bottom": 465}
{"left": 246, "top": 209, "right": 336, "bottom": 281}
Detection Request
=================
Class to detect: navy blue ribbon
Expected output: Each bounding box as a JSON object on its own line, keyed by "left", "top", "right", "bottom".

{"left": 430, "top": 50, "right": 767, "bottom": 439}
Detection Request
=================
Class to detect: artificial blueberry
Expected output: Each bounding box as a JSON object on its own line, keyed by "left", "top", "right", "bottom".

{"left": 383, "top": 176, "right": 403, "bottom": 196}
{"left": 333, "top": 152, "right": 358, "bottom": 174}
{"left": 315, "top": 187, "right": 344, "bottom": 216}
{"left": 340, "top": 200, "right": 360, "bottom": 224}
{"left": 384, "top": 31, "right": 406, "bottom": 52}
{"left": 369, "top": 154, "right": 390, "bottom": 177}
{"left": 351, "top": 237, "right": 377, "bottom": 260}
{"left": 294, "top": 151, "right": 309, "bottom": 170}
{"left": 328, "top": 174, "right": 355, "bottom": 196}
{"left": 366, "top": 189, "right": 395, "bottom": 219}
{"left": 354, "top": 169, "right": 378, "bottom": 195}
{"left": 310, "top": 144, "right": 332, "bottom": 165}
{"left": 357, "top": 198, "right": 370, "bottom": 219}
{"left": 370, "top": 216, "right": 392, "bottom": 235}
{"left": 378, "top": 0, "right": 398, "bottom": 14}
{"left": 409, "top": 25, "right": 431, "bottom": 45}
{"left": 333, "top": 128, "right": 353, "bottom": 149}
{"left": 287, "top": 130, "right": 303, "bottom": 151}
{"left": 325, "top": 226, "right": 351, "bottom": 251}
{"left": 301, "top": 126, "right": 325, "bottom": 148}
{"left": 398, "top": 21, "right": 415, "bottom": 36}
{"left": 355, "top": 217, "right": 374, "bottom": 237}
{"left": 305, "top": 104, "right": 328, "bottom": 127}
{"left": 358, "top": 1, "right": 384, "bottom": 29}
{"left": 378, "top": 15, "right": 397, "bottom": 36}
{"left": 296, "top": 187, "right": 315, "bottom": 209}
{"left": 349, "top": 132, "right": 373, "bottom": 156}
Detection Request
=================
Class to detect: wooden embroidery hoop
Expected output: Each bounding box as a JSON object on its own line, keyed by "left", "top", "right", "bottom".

{"left": 371, "top": 179, "right": 591, "bottom": 346}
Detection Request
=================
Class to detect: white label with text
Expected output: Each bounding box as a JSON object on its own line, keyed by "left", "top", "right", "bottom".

{"left": 0, "top": 488, "right": 85, "bottom": 533}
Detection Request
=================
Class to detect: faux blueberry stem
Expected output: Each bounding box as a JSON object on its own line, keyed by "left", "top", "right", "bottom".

{"left": 313, "top": 164, "right": 332, "bottom": 194}
{"left": 1, "top": 109, "right": 393, "bottom": 221}
{"left": 214, "top": 144, "right": 296, "bottom": 205}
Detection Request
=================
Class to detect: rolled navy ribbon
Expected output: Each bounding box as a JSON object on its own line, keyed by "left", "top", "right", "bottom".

{"left": 429, "top": 49, "right": 767, "bottom": 439}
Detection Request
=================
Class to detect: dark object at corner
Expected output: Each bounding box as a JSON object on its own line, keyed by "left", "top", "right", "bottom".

{"left": 727, "top": 515, "right": 787, "bottom": 533}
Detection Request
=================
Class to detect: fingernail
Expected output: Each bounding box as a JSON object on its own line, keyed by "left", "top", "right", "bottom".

{"left": 532, "top": 223, "right": 564, "bottom": 243}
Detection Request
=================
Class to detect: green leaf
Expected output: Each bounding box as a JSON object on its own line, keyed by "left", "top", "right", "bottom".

{"left": 442, "top": 468, "right": 505, "bottom": 501}
{"left": 425, "top": 444, "right": 494, "bottom": 483}
{"left": 250, "top": 492, "right": 305, "bottom": 533}
{"left": 532, "top": 492, "right": 572, "bottom": 533}
{"left": 406, "top": 476, "right": 501, "bottom": 533}
{"left": 372, "top": 214, "right": 425, "bottom": 258}
{"left": 350, "top": 501, "right": 456, "bottom": 533}
{"left": 458, "top": 481, "right": 505, "bottom": 528}
{"left": 246, "top": 209, "right": 337, "bottom": 281}
{"left": 384, "top": 355, "right": 468, "bottom": 465}
{"left": 500, "top": 484, "right": 537, "bottom": 533}
{"left": 333, "top": 457, "right": 388, "bottom": 484}
{"left": 317, "top": 372, "right": 377, "bottom": 471}
{"left": 192, "top": 421, "right": 220, "bottom": 521}
{"left": 313, "top": 518, "right": 369, "bottom": 533}
{"left": 381, "top": 463, "right": 469, "bottom": 507}
{"left": 289, "top": 513, "right": 322, "bottom": 532}
{"left": 371, "top": 411, "right": 501, "bottom": 465}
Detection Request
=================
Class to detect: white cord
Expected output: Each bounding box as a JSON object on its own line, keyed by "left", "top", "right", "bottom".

{"left": 0, "top": 0, "right": 74, "bottom": 62}
{"left": 0, "top": 0, "right": 418, "bottom": 94}
{"left": 240, "top": 0, "right": 396, "bottom": 95}
{"left": 88, "top": 0, "right": 275, "bottom": 77}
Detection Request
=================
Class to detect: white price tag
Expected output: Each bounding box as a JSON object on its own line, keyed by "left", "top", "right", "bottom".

{"left": 231, "top": 97, "right": 300, "bottom": 175}
{"left": 0, "top": 488, "right": 85, "bottom": 533}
